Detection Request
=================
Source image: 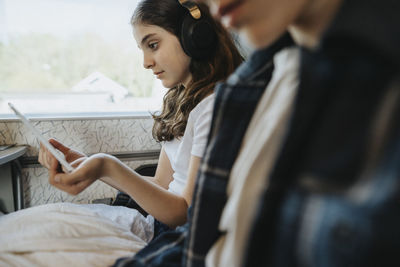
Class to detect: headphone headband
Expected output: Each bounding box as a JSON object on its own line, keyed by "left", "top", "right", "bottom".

{"left": 178, "top": 0, "right": 201, "bottom": 19}
{"left": 177, "top": 0, "right": 217, "bottom": 59}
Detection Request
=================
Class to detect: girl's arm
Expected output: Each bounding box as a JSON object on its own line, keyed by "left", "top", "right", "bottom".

{"left": 104, "top": 153, "right": 201, "bottom": 227}
{"left": 40, "top": 139, "right": 173, "bottom": 192}
{"left": 100, "top": 147, "right": 173, "bottom": 191}
{"left": 103, "top": 154, "right": 200, "bottom": 227}
{"left": 47, "top": 150, "right": 200, "bottom": 228}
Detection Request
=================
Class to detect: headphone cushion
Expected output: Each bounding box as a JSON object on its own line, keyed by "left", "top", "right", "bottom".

{"left": 180, "top": 15, "right": 217, "bottom": 60}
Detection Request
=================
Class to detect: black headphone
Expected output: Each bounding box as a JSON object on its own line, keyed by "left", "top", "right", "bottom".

{"left": 177, "top": 0, "right": 217, "bottom": 60}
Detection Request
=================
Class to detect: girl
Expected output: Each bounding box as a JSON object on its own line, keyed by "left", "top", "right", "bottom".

{"left": 39, "top": 0, "right": 242, "bottom": 231}
{"left": 0, "top": 1, "right": 242, "bottom": 265}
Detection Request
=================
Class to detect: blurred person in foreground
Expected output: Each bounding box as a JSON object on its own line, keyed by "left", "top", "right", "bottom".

{"left": 114, "top": 0, "right": 400, "bottom": 266}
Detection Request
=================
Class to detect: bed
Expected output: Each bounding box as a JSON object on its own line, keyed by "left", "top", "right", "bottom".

{"left": 0, "top": 203, "right": 154, "bottom": 267}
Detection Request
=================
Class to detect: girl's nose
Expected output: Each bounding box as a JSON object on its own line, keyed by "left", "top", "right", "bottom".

{"left": 143, "top": 54, "right": 154, "bottom": 69}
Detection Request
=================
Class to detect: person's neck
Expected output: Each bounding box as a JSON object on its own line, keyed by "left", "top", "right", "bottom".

{"left": 289, "top": 0, "right": 343, "bottom": 49}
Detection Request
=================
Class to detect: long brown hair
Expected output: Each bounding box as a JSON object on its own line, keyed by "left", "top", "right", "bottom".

{"left": 132, "top": 0, "right": 243, "bottom": 142}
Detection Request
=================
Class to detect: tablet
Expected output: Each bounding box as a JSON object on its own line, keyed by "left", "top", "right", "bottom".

{"left": 8, "top": 103, "right": 75, "bottom": 173}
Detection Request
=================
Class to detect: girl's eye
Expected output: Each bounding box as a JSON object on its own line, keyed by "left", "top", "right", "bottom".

{"left": 148, "top": 42, "right": 158, "bottom": 50}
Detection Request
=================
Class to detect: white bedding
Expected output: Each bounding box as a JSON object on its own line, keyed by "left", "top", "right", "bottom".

{"left": 0, "top": 203, "right": 154, "bottom": 267}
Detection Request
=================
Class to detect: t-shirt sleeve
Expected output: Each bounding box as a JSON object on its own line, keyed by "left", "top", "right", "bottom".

{"left": 191, "top": 96, "right": 215, "bottom": 157}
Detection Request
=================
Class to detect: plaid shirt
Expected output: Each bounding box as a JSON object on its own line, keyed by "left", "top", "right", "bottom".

{"left": 183, "top": 34, "right": 294, "bottom": 267}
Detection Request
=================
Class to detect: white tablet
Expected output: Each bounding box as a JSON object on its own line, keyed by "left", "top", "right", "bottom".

{"left": 8, "top": 103, "right": 75, "bottom": 173}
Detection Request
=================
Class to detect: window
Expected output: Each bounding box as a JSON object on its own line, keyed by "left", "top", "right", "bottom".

{"left": 0, "top": 0, "right": 165, "bottom": 116}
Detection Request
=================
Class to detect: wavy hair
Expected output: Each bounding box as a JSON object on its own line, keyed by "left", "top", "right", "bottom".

{"left": 132, "top": 0, "right": 243, "bottom": 142}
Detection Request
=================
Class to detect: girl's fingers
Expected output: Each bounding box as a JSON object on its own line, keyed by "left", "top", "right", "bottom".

{"left": 51, "top": 171, "right": 94, "bottom": 195}
{"left": 53, "top": 166, "right": 90, "bottom": 186}
{"left": 38, "top": 143, "right": 44, "bottom": 166}
{"left": 39, "top": 143, "right": 51, "bottom": 169}
{"left": 48, "top": 155, "right": 102, "bottom": 195}
{"left": 50, "top": 176, "right": 84, "bottom": 195}
{"left": 49, "top": 138, "right": 70, "bottom": 154}
{"left": 45, "top": 151, "right": 58, "bottom": 170}
{"left": 46, "top": 151, "right": 52, "bottom": 166}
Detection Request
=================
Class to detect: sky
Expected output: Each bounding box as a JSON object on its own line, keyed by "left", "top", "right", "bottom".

{"left": 1, "top": 0, "right": 138, "bottom": 44}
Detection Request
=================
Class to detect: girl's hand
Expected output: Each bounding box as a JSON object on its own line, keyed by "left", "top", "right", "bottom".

{"left": 38, "top": 138, "right": 87, "bottom": 172}
{"left": 48, "top": 153, "right": 108, "bottom": 195}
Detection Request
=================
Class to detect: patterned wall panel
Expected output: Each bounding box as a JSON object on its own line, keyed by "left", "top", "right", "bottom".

{"left": 0, "top": 118, "right": 160, "bottom": 156}
{"left": 0, "top": 117, "right": 161, "bottom": 207}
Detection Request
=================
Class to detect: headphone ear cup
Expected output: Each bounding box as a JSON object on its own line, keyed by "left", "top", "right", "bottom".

{"left": 180, "top": 15, "right": 217, "bottom": 60}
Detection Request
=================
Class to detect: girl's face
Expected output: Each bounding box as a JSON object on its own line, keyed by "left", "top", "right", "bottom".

{"left": 133, "top": 23, "right": 192, "bottom": 88}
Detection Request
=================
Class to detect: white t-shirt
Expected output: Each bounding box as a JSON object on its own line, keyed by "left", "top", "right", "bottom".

{"left": 163, "top": 94, "right": 215, "bottom": 195}
{"left": 206, "top": 47, "right": 300, "bottom": 267}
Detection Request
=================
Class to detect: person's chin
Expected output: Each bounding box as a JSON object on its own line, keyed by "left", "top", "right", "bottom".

{"left": 243, "top": 22, "right": 286, "bottom": 49}
{"left": 161, "top": 80, "right": 173, "bottom": 88}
